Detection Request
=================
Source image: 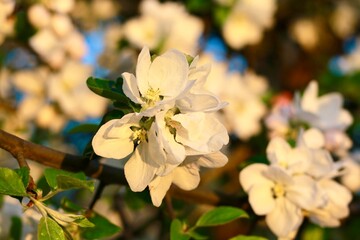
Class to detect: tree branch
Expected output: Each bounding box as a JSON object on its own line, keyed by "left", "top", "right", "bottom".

{"left": 0, "top": 129, "right": 127, "bottom": 185}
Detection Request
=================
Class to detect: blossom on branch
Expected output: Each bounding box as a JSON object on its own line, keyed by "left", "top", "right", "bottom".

{"left": 92, "top": 47, "right": 229, "bottom": 206}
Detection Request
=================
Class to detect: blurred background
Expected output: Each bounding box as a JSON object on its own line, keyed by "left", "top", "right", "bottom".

{"left": 1, "top": 0, "right": 360, "bottom": 239}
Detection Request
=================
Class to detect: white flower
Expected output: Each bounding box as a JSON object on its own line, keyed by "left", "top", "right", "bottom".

{"left": 122, "top": 47, "right": 191, "bottom": 115}
{"left": 240, "top": 164, "right": 318, "bottom": 238}
{"left": 93, "top": 47, "right": 229, "bottom": 206}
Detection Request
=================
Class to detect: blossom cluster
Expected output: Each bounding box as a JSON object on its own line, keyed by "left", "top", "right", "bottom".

{"left": 240, "top": 80, "right": 356, "bottom": 238}
{"left": 240, "top": 132, "right": 352, "bottom": 238}
{"left": 92, "top": 47, "right": 229, "bottom": 206}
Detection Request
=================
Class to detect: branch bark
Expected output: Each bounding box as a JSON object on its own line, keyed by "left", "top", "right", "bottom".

{"left": 0, "top": 129, "right": 127, "bottom": 185}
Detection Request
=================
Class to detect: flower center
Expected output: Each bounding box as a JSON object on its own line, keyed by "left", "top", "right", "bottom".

{"left": 143, "top": 88, "right": 161, "bottom": 108}
{"left": 132, "top": 128, "right": 147, "bottom": 144}
{"left": 272, "top": 183, "right": 286, "bottom": 198}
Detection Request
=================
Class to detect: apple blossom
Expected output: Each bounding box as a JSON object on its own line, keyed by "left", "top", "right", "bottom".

{"left": 93, "top": 47, "right": 229, "bottom": 205}
{"left": 240, "top": 164, "right": 318, "bottom": 238}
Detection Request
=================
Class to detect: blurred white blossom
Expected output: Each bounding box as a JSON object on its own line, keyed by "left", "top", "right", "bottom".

{"left": 222, "top": 0, "right": 276, "bottom": 49}
{"left": 0, "top": 0, "right": 15, "bottom": 45}
{"left": 265, "top": 80, "right": 353, "bottom": 156}
{"left": 330, "top": 2, "right": 358, "bottom": 39}
{"left": 123, "top": 0, "right": 204, "bottom": 55}
{"left": 199, "top": 54, "right": 268, "bottom": 140}
{"left": 28, "top": 3, "right": 87, "bottom": 69}
{"left": 290, "top": 19, "right": 319, "bottom": 50}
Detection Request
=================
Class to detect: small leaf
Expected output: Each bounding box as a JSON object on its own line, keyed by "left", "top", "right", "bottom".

{"left": 82, "top": 212, "right": 122, "bottom": 239}
{"left": 67, "top": 124, "right": 99, "bottom": 134}
{"left": 9, "top": 216, "right": 22, "bottom": 240}
{"left": 44, "top": 168, "right": 88, "bottom": 190}
{"left": 57, "top": 175, "right": 94, "bottom": 192}
{"left": 14, "top": 167, "right": 30, "bottom": 189}
{"left": 229, "top": 235, "right": 268, "bottom": 240}
{"left": 187, "top": 229, "right": 207, "bottom": 240}
{"left": 73, "top": 216, "right": 95, "bottom": 228}
{"left": 0, "top": 168, "right": 27, "bottom": 196}
{"left": 195, "top": 207, "right": 248, "bottom": 227}
{"left": 86, "top": 77, "right": 129, "bottom": 103}
{"left": 38, "top": 217, "right": 66, "bottom": 240}
{"left": 170, "top": 219, "right": 190, "bottom": 240}
{"left": 61, "top": 197, "right": 83, "bottom": 212}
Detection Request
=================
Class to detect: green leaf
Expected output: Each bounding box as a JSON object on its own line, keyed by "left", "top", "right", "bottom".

{"left": 229, "top": 235, "right": 268, "bottom": 240}
{"left": 86, "top": 77, "right": 129, "bottom": 103}
{"left": 195, "top": 207, "right": 248, "bottom": 227}
{"left": 82, "top": 212, "right": 122, "bottom": 239}
{"left": 61, "top": 197, "right": 83, "bottom": 212}
{"left": 170, "top": 219, "right": 190, "bottom": 240}
{"left": 38, "top": 217, "right": 66, "bottom": 240}
{"left": 43, "top": 168, "right": 94, "bottom": 192}
{"left": 187, "top": 229, "right": 207, "bottom": 240}
{"left": 73, "top": 216, "right": 95, "bottom": 228}
{"left": 14, "top": 167, "right": 30, "bottom": 189}
{"left": 9, "top": 216, "right": 22, "bottom": 240}
{"left": 67, "top": 124, "right": 99, "bottom": 134}
{"left": 57, "top": 175, "right": 94, "bottom": 192}
{"left": 0, "top": 168, "right": 27, "bottom": 196}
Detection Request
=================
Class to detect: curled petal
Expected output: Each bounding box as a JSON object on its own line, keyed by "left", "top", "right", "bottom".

{"left": 149, "top": 174, "right": 173, "bottom": 207}
{"left": 122, "top": 72, "right": 142, "bottom": 104}
{"left": 172, "top": 164, "right": 200, "bottom": 190}
{"left": 124, "top": 144, "right": 157, "bottom": 192}
{"left": 92, "top": 119, "right": 134, "bottom": 159}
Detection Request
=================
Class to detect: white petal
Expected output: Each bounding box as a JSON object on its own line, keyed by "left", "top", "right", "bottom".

{"left": 301, "top": 80, "right": 318, "bottom": 113}
{"left": 92, "top": 119, "right": 134, "bottom": 159}
{"left": 148, "top": 49, "right": 188, "bottom": 98}
{"left": 265, "top": 197, "right": 303, "bottom": 238}
{"left": 239, "top": 163, "right": 273, "bottom": 192}
{"left": 176, "top": 92, "right": 225, "bottom": 113}
{"left": 124, "top": 144, "right": 157, "bottom": 192}
{"left": 155, "top": 111, "right": 186, "bottom": 165}
{"left": 320, "top": 179, "right": 352, "bottom": 207}
{"left": 173, "top": 112, "right": 228, "bottom": 153}
{"left": 263, "top": 166, "right": 294, "bottom": 185}
{"left": 308, "top": 208, "right": 340, "bottom": 227}
{"left": 136, "top": 46, "right": 152, "bottom": 96}
{"left": 302, "top": 128, "right": 325, "bottom": 149}
{"left": 286, "top": 175, "right": 318, "bottom": 210}
{"left": 248, "top": 184, "right": 275, "bottom": 215}
{"left": 172, "top": 164, "right": 200, "bottom": 190}
{"left": 266, "top": 137, "right": 291, "bottom": 165}
{"left": 196, "top": 151, "right": 228, "bottom": 168}
{"left": 122, "top": 72, "right": 142, "bottom": 104}
{"left": 149, "top": 174, "right": 173, "bottom": 207}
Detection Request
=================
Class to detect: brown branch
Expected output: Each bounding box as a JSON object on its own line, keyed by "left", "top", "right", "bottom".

{"left": 0, "top": 129, "right": 127, "bottom": 185}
